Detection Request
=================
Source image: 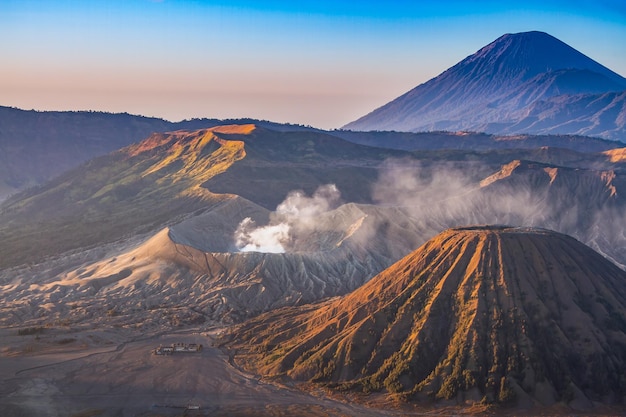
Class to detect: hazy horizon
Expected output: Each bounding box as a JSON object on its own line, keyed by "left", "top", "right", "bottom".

{"left": 2, "top": 0, "right": 625, "bottom": 129}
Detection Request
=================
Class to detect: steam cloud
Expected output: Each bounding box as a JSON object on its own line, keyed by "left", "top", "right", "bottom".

{"left": 235, "top": 184, "right": 341, "bottom": 253}
{"left": 371, "top": 158, "right": 626, "bottom": 269}
{"left": 372, "top": 158, "right": 551, "bottom": 227}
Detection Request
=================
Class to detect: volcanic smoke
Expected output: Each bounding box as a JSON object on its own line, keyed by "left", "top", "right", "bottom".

{"left": 235, "top": 184, "right": 341, "bottom": 253}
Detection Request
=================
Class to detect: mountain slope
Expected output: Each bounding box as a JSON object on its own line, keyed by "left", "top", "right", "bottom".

{"left": 224, "top": 226, "right": 626, "bottom": 408}
{"left": 492, "top": 90, "right": 626, "bottom": 139}
{"left": 0, "top": 106, "right": 320, "bottom": 201}
{"left": 344, "top": 31, "right": 626, "bottom": 141}
{"left": 4, "top": 152, "right": 626, "bottom": 326}
{"left": 202, "top": 128, "right": 406, "bottom": 209}
{"left": 0, "top": 126, "right": 249, "bottom": 268}
{"left": 2, "top": 121, "right": 626, "bottom": 271}
{"left": 383, "top": 158, "right": 626, "bottom": 268}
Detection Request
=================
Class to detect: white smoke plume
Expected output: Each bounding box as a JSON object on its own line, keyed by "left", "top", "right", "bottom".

{"left": 235, "top": 218, "right": 290, "bottom": 253}
{"left": 235, "top": 184, "right": 341, "bottom": 253}
{"left": 370, "top": 158, "right": 626, "bottom": 270}
{"left": 371, "top": 158, "right": 559, "bottom": 237}
{"left": 372, "top": 159, "right": 477, "bottom": 209}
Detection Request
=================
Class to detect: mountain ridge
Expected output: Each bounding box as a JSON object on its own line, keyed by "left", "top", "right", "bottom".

{"left": 0, "top": 106, "right": 317, "bottom": 202}
{"left": 2, "top": 101, "right": 625, "bottom": 204}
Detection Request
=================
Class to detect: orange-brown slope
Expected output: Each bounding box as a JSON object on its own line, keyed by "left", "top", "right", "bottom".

{"left": 0, "top": 126, "right": 247, "bottom": 268}
{"left": 226, "top": 226, "right": 626, "bottom": 408}
{"left": 604, "top": 147, "right": 626, "bottom": 163}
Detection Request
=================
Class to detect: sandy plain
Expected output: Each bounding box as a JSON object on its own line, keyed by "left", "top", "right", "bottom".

{"left": 0, "top": 326, "right": 404, "bottom": 417}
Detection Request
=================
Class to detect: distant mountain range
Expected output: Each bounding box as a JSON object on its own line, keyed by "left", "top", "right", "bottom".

{"left": 344, "top": 31, "right": 626, "bottom": 141}
{"left": 1, "top": 104, "right": 624, "bottom": 203}
{"left": 2, "top": 121, "right": 626, "bottom": 270}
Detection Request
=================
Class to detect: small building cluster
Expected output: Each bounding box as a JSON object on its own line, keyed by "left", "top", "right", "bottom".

{"left": 153, "top": 342, "right": 203, "bottom": 355}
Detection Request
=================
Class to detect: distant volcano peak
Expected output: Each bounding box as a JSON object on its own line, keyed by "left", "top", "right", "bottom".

{"left": 465, "top": 31, "right": 619, "bottom": 82}
{"left": 344, "top": 31, "right": 626, "bottom": 140}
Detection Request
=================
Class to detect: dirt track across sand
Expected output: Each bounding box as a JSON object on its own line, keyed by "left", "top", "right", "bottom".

{"left": 0, "top": 328, "right": 393, "bottom": 417}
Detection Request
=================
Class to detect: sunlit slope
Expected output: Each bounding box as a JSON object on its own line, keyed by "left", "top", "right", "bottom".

{"left": 203, "top": 127, "right": 404, "bottom": 209}
{"left": 0, "top": 126, "right": 249, "bottom": 268}
{"left": 604, "top": 147, "right": 626, "bottom": 163}
{"left": 0, "top": 106, "right": 322, "bottom": 200}
{"left": 226, "top": 226, "right": 626, "bottom": 408}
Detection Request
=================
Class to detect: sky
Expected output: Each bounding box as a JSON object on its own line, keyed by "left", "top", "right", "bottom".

{"left": 1, "top": 0, "right": 625, "bottom": 129}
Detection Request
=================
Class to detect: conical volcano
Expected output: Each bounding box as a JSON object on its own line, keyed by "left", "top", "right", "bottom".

{"left": 226, "top": 226, "right": 626, "bottom": 408}
{"left": 344, "top": 31, "right": 626, "bottom": 140}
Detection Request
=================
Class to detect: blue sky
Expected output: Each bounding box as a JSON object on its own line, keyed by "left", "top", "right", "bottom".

{"left": 1, "top": 0, "right": 625, "bottom": 128}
